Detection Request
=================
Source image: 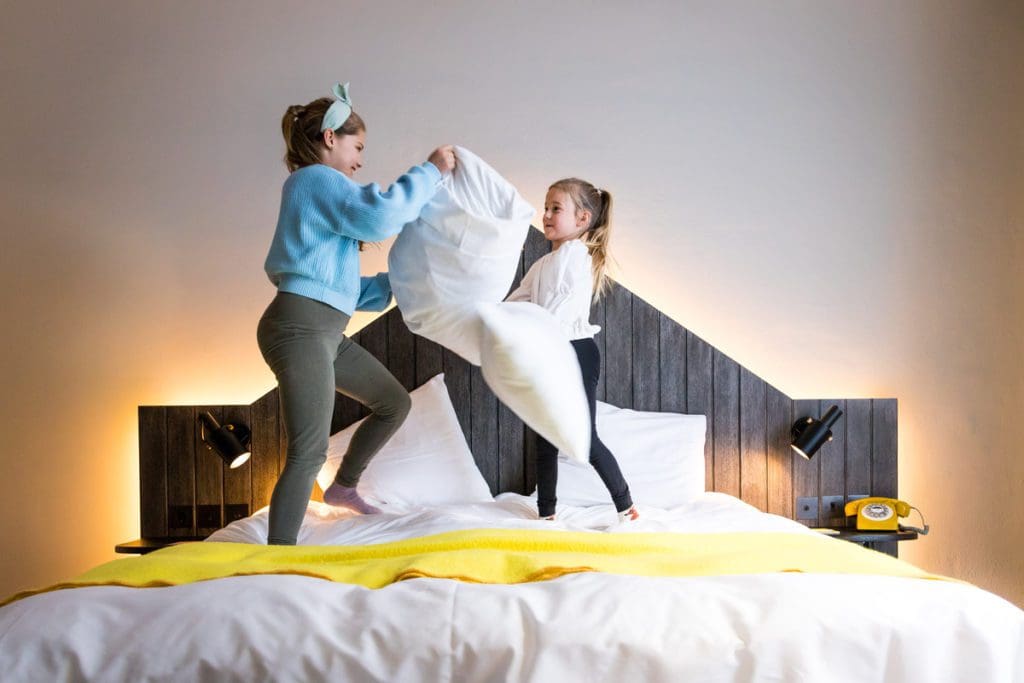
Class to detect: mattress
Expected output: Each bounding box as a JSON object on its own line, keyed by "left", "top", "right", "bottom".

{"left": 1, "top": 493, "right": 1021, "bottom": 682}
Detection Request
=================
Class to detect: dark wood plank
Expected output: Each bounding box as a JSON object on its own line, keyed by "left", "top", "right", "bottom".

{"left": 220, "top": 404, "right": 252, "bottom": 524}
{"left": 766, "top": 386, "right": 793, "bottom": 517}
{"left": 604, "top": 283, "right": 633, "bottom": 408}
{"left": 387, "top": 309, "right": 416, "bottom": 391}
{"left": 658, "top": 313, "right": 686, "bottom": 413}
{"left": 739, "top": 367, "right": 767, "bottom": 511}
{"left": 138, "top": 407, "right": 167, "bottom": 538}
{"left": 524, "top": 427, "right": 538, "bottom": 495}
{"left": 359, "top": 323, "right": 387, "bottom": 366}
{"left": 686, "top": 332, "right": 714, "bottom": 490}
{"left": 194, "top": 405, "right": 224, "bottom": 535}
{"left": 872, "top": 399, "right": 898, "bottom": 498}
{"left": 498, "top": 402, "right": 525, "bottom": 494}
{"left": 251, "top": 391, "right": 280, "bottom": 512}
{"left": 443, "top": 348, "right": 473, "bottom": 452}
{"left": 166, "top": 406, "right": 196, "bottom": 537}
{"left": 469, "top": 365, "right": 499, "bottom": 494}
{"left": 712, "top": 350, "right": 740, "bottom": 498}
{"left": 818, "top": 399, "right": 846, "bottom": 522}
{"left": 591, "top": 294, "right": 607, "bottom": 402}
{"left": 872, "top": 399, "right": 899, "bottom": 557}
{"left": 631, "top": 295, "right": 660, "bottom": 411}
{"left": 414, "top": 335, "right": 444, "bottom": 386}
{"left": 845, "top": 399, "right": 872, "bottom": 503}
{"left": 791, "top": 399, "right": 820, "bottom": 526}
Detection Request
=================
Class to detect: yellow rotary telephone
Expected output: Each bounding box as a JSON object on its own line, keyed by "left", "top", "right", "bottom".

{"left": 844, "top": 497, "right": 929, "bottom": 534}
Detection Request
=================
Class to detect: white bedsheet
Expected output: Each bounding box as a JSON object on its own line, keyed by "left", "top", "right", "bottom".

{"left": 1, "top": 494, "right": 1022, "bottom": 682}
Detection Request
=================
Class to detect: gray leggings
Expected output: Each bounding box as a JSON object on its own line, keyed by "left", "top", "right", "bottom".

{"left": 256, "top": 292, "right": 411, "bottom": 545}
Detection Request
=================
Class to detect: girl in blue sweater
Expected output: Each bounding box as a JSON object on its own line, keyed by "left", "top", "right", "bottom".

{"left": 258, "top": 82, "right": 455, "bottom": 544}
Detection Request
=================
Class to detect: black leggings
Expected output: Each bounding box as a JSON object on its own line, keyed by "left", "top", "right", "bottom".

{"left": 536, "top": 337, "right": 633, "bottom": 517}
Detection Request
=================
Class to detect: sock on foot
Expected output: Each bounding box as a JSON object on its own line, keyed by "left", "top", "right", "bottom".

{"left": 323, "top": 482, "right": 382, "bottom": 515}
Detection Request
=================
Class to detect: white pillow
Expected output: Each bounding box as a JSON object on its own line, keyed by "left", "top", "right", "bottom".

{"left": 315, "top": 373, "right": 493, "bottom": 507}
{"left": 387, "top": 146, "right": 535, "bottom": 366}
{"left": 476, "top": 301, "right": 590, "bottom": 463}
{"left": 553, "top": 401, "right": 707, "bottom": 508}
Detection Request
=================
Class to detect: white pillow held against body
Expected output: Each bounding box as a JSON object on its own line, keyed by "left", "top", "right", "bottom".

{"left": 315, "top": 373, "right": 493, "bottom": 508}
{"left": 552, "top": 401, "right": 707, "bottom": 508}
{"left": 477, "top": 301, "right": 590, "bottom": 463}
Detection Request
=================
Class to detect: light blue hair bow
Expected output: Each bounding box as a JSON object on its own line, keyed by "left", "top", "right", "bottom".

{"left": 320, "top": 82, "right": 353, "bottom": 132}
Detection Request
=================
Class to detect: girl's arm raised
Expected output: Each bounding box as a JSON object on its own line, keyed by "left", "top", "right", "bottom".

{"left": 310, "top": 162, "right": 443, "bottom": 242}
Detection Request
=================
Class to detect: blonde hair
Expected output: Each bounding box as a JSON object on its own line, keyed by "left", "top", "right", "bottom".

{"left": 548, "top": 177, "right": 613, "bottom": 301}
{"left": 281, "top": 96, "right": 368, "bottom": 248}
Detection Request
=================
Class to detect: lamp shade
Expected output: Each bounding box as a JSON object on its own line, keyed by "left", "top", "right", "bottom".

{"left": 791, "top": 404, "right": 843, "bottom": 460}
{"left": 198, "top": 412, "right": 252, "bottom": 468}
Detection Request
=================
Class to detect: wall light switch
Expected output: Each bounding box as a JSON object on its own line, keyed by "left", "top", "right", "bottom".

{"left": 795, "top": 497, "right": 818, "bottom": 520}
{"left": 822, "top": 495, "right": 845, "bottom": 523}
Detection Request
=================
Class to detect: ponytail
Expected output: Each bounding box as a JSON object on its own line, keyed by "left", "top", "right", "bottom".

{"left": 548, "top": 178, "right": 614, "bottom": 301}
{"left": 280, "top": 97, "right": 365, "bottom": 173}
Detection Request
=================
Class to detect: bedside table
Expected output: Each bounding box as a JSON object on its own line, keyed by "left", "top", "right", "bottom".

{"left": 115, "top": 537, "right": 206, "bottom": 555}
{"left": 813, "top": 527, "right": 919, "bottom": 544}
{"left": 812, "top": 526, "right": 919, "bottom": 558}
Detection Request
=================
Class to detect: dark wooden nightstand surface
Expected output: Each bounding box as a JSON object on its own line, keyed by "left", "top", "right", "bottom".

{"left": 816, "top": 527, "right": 919, "bottom": 544}
{"left": 115, "top": 537, "right": 206, "bottom": 554}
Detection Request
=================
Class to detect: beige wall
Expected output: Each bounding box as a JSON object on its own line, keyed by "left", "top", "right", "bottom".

{"left": 2, "top": 1, "right": 1021, "bottom": 607}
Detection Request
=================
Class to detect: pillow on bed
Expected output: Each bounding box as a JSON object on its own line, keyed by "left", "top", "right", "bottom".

{"left": 553, "top": 401, "right": 707, "bottom": 509}
{"left": 315, "top": 373, "right": 493, "bottom": 507}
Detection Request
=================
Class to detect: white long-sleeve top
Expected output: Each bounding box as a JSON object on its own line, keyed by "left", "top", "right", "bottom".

{"left": 504, "top": 239, "right": 602, "bottom": 340}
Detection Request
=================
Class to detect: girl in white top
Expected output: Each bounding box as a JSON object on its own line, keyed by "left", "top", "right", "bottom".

{"left": 506, "top": 178, "right": 638, "bottom": 522}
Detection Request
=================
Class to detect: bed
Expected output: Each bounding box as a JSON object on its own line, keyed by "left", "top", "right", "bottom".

{"left": 1, "top": 229, "right": 1022, "bottom": 682}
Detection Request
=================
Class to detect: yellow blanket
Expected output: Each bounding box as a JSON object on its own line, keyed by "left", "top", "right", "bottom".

{"left": 1, "top": 529, "right": 954, "bottom": 607}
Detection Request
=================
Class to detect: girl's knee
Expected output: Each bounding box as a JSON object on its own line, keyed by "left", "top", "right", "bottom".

{"left": 376, "top": 389, "right": 411, "bottom": 422}
{"left": 284, "top": 444, "right": 328, "bottom": 471}
{"left": 394, "top": 390, "right": 412, "bottom": 421}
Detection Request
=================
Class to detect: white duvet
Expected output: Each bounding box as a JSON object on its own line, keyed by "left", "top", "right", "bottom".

{"left": 1, "top": 493, "right": 1022, "bottom": 682}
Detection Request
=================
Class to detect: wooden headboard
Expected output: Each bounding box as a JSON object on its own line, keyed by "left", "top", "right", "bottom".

{"left": 138, "top": 228, "right": 898, "bottom": 553}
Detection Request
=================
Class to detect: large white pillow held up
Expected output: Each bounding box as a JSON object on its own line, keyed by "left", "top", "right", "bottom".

{"left": 388, "top": 146, "right": 534, "bottom": 366}
{"left": 477, "top": 302, "right": 590, "bottom": 463}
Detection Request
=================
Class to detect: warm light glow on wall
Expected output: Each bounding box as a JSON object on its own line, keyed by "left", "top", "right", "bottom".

{"left": 158, "top": 307, "right": 393, "bottom": 406}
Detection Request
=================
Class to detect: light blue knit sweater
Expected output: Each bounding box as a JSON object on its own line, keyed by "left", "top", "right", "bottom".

{"left": 264, "top": 161, "right": 442, "bottom": 314}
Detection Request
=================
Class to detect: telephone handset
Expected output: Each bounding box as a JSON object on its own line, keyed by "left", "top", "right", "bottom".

{"left": 844, "top": 497, "right": 929, "bottom": 535}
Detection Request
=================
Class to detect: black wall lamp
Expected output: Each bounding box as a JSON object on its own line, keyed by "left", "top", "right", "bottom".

{"left": 198, "top": 412, "right": 252, "bottom": 468}
{"left": 791, "top": 404, "right": 843, "bottom": 460}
